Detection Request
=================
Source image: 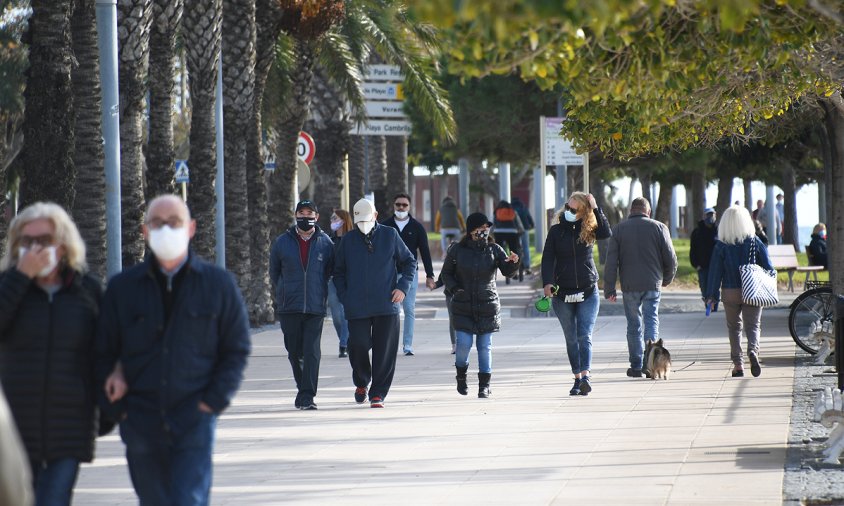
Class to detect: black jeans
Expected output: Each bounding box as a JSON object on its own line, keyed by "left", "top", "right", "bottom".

{"left": 279, "top": 313, "right": 325, "bottom": 401}
{"left": 348, "top": 314, "right": 400, "bottom": 400}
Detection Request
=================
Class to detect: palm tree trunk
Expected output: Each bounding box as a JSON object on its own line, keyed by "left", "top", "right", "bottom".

{"left": 146, "top": 0, "right": 183, "bottom": 200}
{"left": 117, "top": 0, "right": 152, "bottom": 267}
{"left": 245, "top": 0, "right": 284, "bottom": 324}
{"left": 653, "top": 181, "right": 672, "bottom": 226}
{"left": 367, "top": 135, "right": 387, "bottom": 215}
{"left": 347, "top": 135, "right": 365, "bottom": 202}
{"left": 312, "top": 121, "right": 348, "bottom": 230}
{"left": 385, "top": 135, "right": 408, "bottom": 203}
{"left": 221, "top": 0, "right": 256, "bottom": 292}
{"left": 20, "top": 0, "right": 76, "bottom": 211}
{"left": 71, "top": 0, "right": 107, "bottom": 278}
{"left": 715, "top": 174, "right": 732, "bottom": 215}
{"left": 184, "top": 0, "right": 223, "bottom": 260}
{"left": 268, "top": 39, "right": 316, "bottom": 240}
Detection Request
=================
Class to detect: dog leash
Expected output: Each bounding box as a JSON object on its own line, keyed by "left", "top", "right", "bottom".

{"left": 671, "top": 361, "right": 695, "bottom": 372}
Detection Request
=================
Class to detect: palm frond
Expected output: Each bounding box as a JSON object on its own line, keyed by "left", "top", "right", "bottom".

{"left": 317, "top": 30, "right": 367, "bottom": 124}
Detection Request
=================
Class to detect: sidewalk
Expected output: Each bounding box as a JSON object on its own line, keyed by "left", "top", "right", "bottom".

{"left": 74, "top": 308, "right": 797, "bottom": 505}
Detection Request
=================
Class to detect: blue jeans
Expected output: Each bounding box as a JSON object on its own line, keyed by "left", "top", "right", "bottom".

{"left": 399, "top": 269, "right": 418, "bottom": 353}
{"left": 121, "top": 411, "right": 217, "bottom": 506}
{"left": 520, "top": 230, "right": 531, "bottom": 269}
{"left": 552, "top": 290, "right": 599, "bottom": 374}
{"left": 454, "top": 331, "right": 492, "bottom": 373}
{"left": 31, "top": 457, "right": 80, "bottom": 506}
{"left": 327, "top": 280, "right": 349, "bottom": 347}
{"left": 622, "top": 290, "right": 661, "bottom": 370}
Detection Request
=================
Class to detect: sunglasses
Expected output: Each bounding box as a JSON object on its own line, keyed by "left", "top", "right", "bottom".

{"left": 394, "top": 202, "right": 409, "bottom": 208}
{"left": 19, "top": 234, "right": 55, "bottom": 248}
{"left": 564, "top": 204, "right": 578, "bottom": 212}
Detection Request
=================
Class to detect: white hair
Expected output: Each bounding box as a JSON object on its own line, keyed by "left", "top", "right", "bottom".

{"left": 717, "top": 205, "right": 756, "bottom": 245}
{"left": 1, "top": 202, "right": 88, "bottom": 272}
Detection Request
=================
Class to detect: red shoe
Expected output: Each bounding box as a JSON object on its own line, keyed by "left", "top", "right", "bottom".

{"left": 354, "top": 387, "right": 367, "bottom": 404}
{"left": 370, "top": 396, "right": 384, "bottom": 408}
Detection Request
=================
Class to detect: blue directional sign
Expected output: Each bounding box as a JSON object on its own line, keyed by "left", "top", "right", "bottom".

{"left": 175, "top": 160, "right": 190, "bottom": 183}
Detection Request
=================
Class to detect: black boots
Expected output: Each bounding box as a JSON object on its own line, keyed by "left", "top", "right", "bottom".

{"left": 339, "top": 346, "right": 348, "bottom": 358}
{"left": 478, "top": 372, "right": 491, "bottom": 398}
{"left": 456, "top": 366, "right": 468, "bottom": 395}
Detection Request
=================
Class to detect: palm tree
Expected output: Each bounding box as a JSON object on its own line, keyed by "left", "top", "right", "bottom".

{"left": 385, "top": 135, "right": 407, "bottom": 203}
{"left": 221, "top": 0, "right": 257, "bottom": 294}
{"left": 183, "top": 0, "right": 223, "bottom": 260}
{"left": 71, "top": 0, "right": 107, "bottom": 278}
{"left": 245, "top": 0, "right": 284, "bottom": 324}
{"left": 146, "top": 0, "right": 184, "bottom": 200}
{"left": 117, "top": 0, "right": 153, "bottom": 267}
{"left": 346, "top": 135, "right": 366, "bottom": 202}
{"left": 19, "top": 0, "right": 76, "bottom": 211}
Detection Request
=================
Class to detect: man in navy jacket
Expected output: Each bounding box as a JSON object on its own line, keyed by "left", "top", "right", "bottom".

{"left": 382, "top": 193, "right": 435, "bottom": 356}
{"left": 96, "top": 195, "right": 251, "bottom": 505}
{"left": 269, "top": 200, "right": 335, "bottom": 410}
{"left": 333, "top": 198, "right": 416, "bottom": 408}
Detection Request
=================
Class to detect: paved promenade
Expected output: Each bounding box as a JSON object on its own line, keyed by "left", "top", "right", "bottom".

{"left": 75, "top": 304, "right": 798, "bottom": 505}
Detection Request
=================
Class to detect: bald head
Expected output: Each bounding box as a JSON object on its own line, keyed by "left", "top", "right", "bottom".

{"left": 146, "top": 195, "right": 191, "bottom": 224}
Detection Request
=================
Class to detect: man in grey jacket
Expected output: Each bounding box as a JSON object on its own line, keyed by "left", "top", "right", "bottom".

{"left": 603, "top": 197, "right": 677, "bottom": 378}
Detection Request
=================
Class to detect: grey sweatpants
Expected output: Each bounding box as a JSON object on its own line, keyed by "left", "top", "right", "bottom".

{"left": 721, "top": 288, "right": 762, "bottom": 367}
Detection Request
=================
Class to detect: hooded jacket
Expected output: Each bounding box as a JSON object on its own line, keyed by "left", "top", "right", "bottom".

{"left": 541, "top": 207, "right": 612, "bottom": 294}
{"left": 333, "top": 223, "right": 416, "bottom": 320}
{"left": 441, "top": 238, "right": 518, "bottom": 334}
{"left": 269, "top": 225, "right": 335, "bottom": 315}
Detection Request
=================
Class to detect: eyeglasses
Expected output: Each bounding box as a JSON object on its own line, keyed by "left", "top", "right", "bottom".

{"left": 394, "top": 202, "right": 409, "bottom": 208}
{"left": 564, "top": 204, "right": 577, "bottom": 212}
{"left": 146, "top": 217, "right": 185, "bottom": 230}
{"left": 19, "top": 234, "right": 54, "bottom": 248}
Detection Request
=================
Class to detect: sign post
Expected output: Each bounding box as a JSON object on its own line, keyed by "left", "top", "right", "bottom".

{"left": 175, "top": 160, "right": 190, "bottom": 200}
{"left": 542, "top": 116, "right": 589, "bottom": 195}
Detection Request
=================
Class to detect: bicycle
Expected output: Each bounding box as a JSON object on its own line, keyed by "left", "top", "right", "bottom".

{"left": 788, "top": 280, "right": 835, "bottom": 355}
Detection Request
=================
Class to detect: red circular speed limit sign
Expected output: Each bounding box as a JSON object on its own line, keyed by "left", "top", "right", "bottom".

{"left": 297, "top": 131, "right": 315, "bottom": 165}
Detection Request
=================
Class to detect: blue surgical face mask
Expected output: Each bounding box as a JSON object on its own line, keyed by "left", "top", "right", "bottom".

{"left": 819, "top": 231, "right": 826, "bottom": 239}
{"left": 705, "top": 215, "right": 716, "bottom": 225}
{"left": 564, "top": 210, "right": 578, "bottom": 223}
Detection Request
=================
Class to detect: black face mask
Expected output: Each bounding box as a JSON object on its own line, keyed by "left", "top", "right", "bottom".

{"left": 296, "top": 217, "right": 316, "bottom": 231}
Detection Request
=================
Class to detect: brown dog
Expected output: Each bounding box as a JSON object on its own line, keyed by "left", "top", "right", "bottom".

{"left": 645, "top": 338, "right": 671, "bottom": 380}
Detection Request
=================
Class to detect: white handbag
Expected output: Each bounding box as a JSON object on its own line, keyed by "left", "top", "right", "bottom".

{"left": 739, "top": 239, "right": 779, "bottom": 307}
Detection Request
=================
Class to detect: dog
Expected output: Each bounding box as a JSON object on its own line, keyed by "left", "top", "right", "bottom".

{"left": 644, "top": 338, "right": 671, "bottom": 380}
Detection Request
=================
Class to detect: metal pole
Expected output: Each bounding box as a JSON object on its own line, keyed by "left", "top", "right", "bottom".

{"left": 214, "top": 54, "right": 225, "bottom": 268}
{"left": 341, "top": 154, "right": 349, "bottom": 210}
{"left": 583, "top": 151, "right": 590, "bottom": 193}
{"left": 458, "top": 158, "right": 470, "bottom": 218}
{"left": 499, "top": 162, "right": 511, "bottom": 202}
{"left": 533, "top": 165, "right": 545, "bottom": 253}
{"left": 363, "top": 136, "right": 370, "bottom": 195}
{"left": 669, "top": 185, "right": 679, "bottom": 239}
{"left": 555, "top": 166, "right": 567, "bottom": 210}
{"left": 96, "top": 0, "right": 122, "bottom": 278}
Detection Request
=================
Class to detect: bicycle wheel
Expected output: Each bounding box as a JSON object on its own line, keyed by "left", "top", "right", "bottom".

{"left": 788, "top": 287, "right": 835, "bottom": 355}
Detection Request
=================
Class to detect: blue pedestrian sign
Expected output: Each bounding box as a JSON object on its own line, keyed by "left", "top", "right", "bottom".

{"left": 175, "top": 160, "right": 190, "bottom": 183}
{"left": 264, "top": 153, "right": 277, "bottom": 172}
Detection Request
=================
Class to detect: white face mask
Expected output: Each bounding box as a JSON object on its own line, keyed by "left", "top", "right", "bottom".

{"left": 330, "top": 221, "right": 342, "bottom": 231}
{"left": 564, "top": 210, "right": 578, "bottom": 222}
{"left": 357, "top": 221, "right": 375, "bottom": 235}
{"left": 20, "top": 246, "right": 58, "bottom": 277}
{"left": 394, "top": 210, "right": 408, "bottom": 220}
{"left": 148, "top": 225, "right": 190, "bottom": 261}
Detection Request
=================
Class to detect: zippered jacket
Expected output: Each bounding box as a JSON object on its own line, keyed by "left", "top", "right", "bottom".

{"left": 604, "top": 214, "right": 677, "bottom": 294}
{"left": 0, "top": 267, "right": 102, "bottom": 464}
{"left": 270, "top": 225, "right": 335, "bottom": 316}
{"left": 705, "top": 236, "right": 773, "bottom": 299}
{"left": 333, "top": 223, "right": 416, "bottom": 320}
{"left": 541, "top": 207, "right": 612, "bottom": 293}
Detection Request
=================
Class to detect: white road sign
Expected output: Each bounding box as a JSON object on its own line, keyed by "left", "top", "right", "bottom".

{"left": 363, "top": 82, "right": 404, "bottom": 100}
{"left": 364, "top": 101, "right": 406, "bottom": 118}
{"left": 351, "top": 119, "right": 412, "bottom": 136}
{"left": 543, "top": 117, "right": 583, "bottom": 166}
{"left": 364, "top": 64, "right": 404, "bottom": 81}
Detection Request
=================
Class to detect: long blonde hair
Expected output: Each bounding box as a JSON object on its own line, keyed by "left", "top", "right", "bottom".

{"left": 554, "top": 192, "right": 598, "bottom": 245}
{"left": 0, "top": 202, "right": 88, "bottom": 272}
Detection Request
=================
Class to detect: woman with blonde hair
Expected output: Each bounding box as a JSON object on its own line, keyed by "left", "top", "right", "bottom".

{"left": 0, "top": 202, "right": 103, "bottom": 505}
{"left": 705, "top": 205, "right": 773, "bottom": 378}
{"left": 541, "top": 192, "right": 611, "bottom": 396}
{"left": 328, "top": 209, "right": 354, "bottom": 357}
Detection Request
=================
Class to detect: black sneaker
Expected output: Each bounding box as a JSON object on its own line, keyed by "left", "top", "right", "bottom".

{"left": 354, "top": 386, "right": 367, "bottom": 404}
{"left": 404, "top": 350, "right": 414, "bottom": 356}
{"left": 298, "top": 400, "right": 317, "bottom": 410}
{"left": 749, "top": 354, "right": 761, "bottom": 377}
{"left": 626, "top": 368, "right": 643, "bottom": 378}
{"left": 339, "top": 346, "right": 348, "bottom": 358}
{"left": 569, "top": 378, "right": 581, "bottom": 396}
{"left": 578, "top": 376, "right": 592, "bottom": 395}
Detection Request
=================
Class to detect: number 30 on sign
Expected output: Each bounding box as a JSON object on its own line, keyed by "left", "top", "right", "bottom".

{"left": 297, "top": 132, "right": 315, "bottom": 165}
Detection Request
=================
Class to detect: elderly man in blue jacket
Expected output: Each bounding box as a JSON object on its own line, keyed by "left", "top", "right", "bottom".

{"left": 96, "top": 195, "right": 251, "bottom": 506}
{"left": 270, "top": 200, "right": 335, "bottom": 411}
{"left": 334, "top": 198, "right": 416, "bottom": 408}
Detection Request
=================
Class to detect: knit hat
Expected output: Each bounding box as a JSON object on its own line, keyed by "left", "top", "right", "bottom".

{"left": 704, "top": 207, "right": 715, "bottom": 215}
{"left": 465, "top": 212, "right": 493, "bottom": 233}
{"left": 353, "top": 198, "right": 376, "bottom": 223}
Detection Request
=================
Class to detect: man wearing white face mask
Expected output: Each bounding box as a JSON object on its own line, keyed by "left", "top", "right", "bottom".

{"left": 96, "top": 195, "right": 251, "bottom": 505}
{"left": 383, "top": 193, "right": 436, "bottom": 356}
{"left": 333, "top": 198, "right": 416, "bottom": 408}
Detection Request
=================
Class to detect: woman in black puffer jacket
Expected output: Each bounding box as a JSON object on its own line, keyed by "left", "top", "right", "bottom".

{"left": 0, "top": 202, "right": 103, "bottom": 506}
{"left": 441, "top": 213, "right": 519, "bottom": 398}
{"left": 541, "top": 192, "right": 611, "bottom": 397}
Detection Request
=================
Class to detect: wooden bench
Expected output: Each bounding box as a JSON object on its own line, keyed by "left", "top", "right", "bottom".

{"left": 767, "top": 244, "right": 824, "bottom": 292}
